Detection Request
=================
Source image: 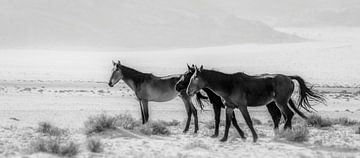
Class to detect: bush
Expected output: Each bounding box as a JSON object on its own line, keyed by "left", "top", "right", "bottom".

{"left": 86, "top": 137, "right": 103, "bottom": 153}
{"left": 306, "top": 114, "right": 332, "bottom": 128}
{"left": 84, "top": 113, "right": 118, "bottom": 135}
{"left": 115, "top": 114, "right": 141, "bottom": 130}
{"left": 31, "top": 137, "right": 79, "bottom": 157}
{"left": 37, "top": 122, "right": 67, "bottom": 136}
{"left": 332, "top": 117, "right": 359, "bottom": 126}
{"left": 279, "top": 125, "right": 309, "bottom": 142}
{"left": 137, "top": 121, "right": 171, "bottom": 136}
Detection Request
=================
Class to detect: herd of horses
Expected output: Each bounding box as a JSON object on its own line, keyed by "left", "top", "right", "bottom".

{"left": 108, "top": 61, "right": 325, "bottom": 142}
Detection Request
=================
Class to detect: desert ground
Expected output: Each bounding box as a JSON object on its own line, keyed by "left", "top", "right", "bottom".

{"left": 1, "top": 28, "right": 360, "bottom": 158}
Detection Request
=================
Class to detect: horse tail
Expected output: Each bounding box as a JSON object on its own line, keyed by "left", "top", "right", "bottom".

{"left": 289, "top": 76, "right": 326, "bottom": 112}
{"left": 195, "top": 92, "right": 208, "bottom": 110}
{"left": 288, "top": 99, "right": 307, "bottom": 119}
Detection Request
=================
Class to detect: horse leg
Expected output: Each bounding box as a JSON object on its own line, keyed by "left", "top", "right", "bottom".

{"left": 266, "top": 102, "right": 282, "bottom": 135}
{"left": 211, "top": 104, "right": 221, "bottom": 138}
{"left": 231, "top": 111, "right": 246, "bottom": 139}
{"left": 180, "top": 94, "right": 193, "bottom": 133}
{"left": 139, "top": 100, "right": 146, "bottom": 124}
{"left": 275, "top": 99, "right": 294, "bottom": 130}
{"left": 220, "top": 107, "right": 234, "bottom": 142}
{"left": 238, "top": 105, "right": 258, "bottom": 142}
{"left": 141, "top": 100, "right": 149, "bottom": 123}
{"left": 189, "top": 100, "right": 199, "bottom": 133}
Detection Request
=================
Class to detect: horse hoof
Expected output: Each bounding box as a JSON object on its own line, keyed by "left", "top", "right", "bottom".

{"left": 220, "top": 137, "right": 228, "bottom": 142}
{"left": 183, "top": 129, "right": 189, "bottom": 134}
{"left": 253, "top": 138, "right": 258, "bottom": 143}
{"left": 211, "top": 134, "right": 218, "bottom": 138}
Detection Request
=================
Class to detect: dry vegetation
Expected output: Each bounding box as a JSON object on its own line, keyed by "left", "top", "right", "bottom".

{"left": 84, "top": 113, "right": 175, "bottom": 136}
{"left": 86, "top": 137, "right": 103, "bottom": 153}
{"left": 278, "top": 125, "right": 310, "bottom": 142}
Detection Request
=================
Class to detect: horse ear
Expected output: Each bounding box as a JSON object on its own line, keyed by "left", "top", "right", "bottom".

{"left": 117, "top": 60, "right": 121, "bottom": 65}
{"left": 187, "top": 64, "right": 191, "bottom": 70}
{"left": 112, "top": 60, "right": 116, "bottom": 66}
{"left": 199, "top": 65, "right": 203, "bottom": 72}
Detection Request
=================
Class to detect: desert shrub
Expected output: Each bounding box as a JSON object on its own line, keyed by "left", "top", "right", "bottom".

{"left": 306, "top": 114, "right": 332, "bottom": 128}
{"left": 332, "top": 117, "right": 359, "bottom": 126}
{"left": 84, "top": 113, "right": 118, "bottom": 135}
{"left": 37, "top": 122, "right": 66, "bottom": 136}
{"left": 31, "top": 137, "right": 79, "bottom": 157}
{"left": 137, "top": 121, "right": 171, "bottom": 136}
{"left": 86, "top": 137, "right": 103, "bottom": 153}
{"left": 115, "top": 114, "right": 141, "bottom": 130}
{"left": 279, "top": 125, "right": 309, "bottom": 142}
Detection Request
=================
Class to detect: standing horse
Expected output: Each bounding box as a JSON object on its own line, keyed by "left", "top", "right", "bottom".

{"left": 187, "top": 66, "right": 325, "bottom": 142}
{"left": 176, "top": 65, "right": 288, "bottom": 139}
{"left": 108, "top": 61, "right": 199, "bottom": 133}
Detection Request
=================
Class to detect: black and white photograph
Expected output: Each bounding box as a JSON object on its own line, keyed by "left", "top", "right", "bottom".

{"left": 0, "top": 0, "right": 360, "bottom": 157}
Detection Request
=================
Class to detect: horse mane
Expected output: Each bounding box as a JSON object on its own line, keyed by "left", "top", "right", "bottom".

{"left": 120, "top": 65, "right": 153, "bottom": 86}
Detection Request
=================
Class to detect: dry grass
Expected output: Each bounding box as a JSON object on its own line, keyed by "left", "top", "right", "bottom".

{"left": 31, "top": 137, "right": 79, "bottom": 157}
{"left": 332, "top": 117, "right": 359, "bottom": 126}
{"left": 137, "top": 121, "right": 171, "bottom": 136}
{"left": 37, "top": 122, "right": 67, "bottom": 136}
{"left": 115, "top": 114, "right": 142, "bottom": 130}
{"left": 86, "top": 137, "right": 103, "bottom": 153}
{"left": 279, "top": 125, "right": 309, "bottom": 142}
{"left": 84, "top": 113, "right": 118, "bottom": 135}
{"left": 306, "top": 114, "right": 332, "bottom": 128}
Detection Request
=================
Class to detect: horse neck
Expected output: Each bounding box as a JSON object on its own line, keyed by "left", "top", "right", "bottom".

{"left": 120, "top": 65, "right": 152, "bottom": 90}
{"left": 202, "top": 70, "right": 233, "bottom": 97}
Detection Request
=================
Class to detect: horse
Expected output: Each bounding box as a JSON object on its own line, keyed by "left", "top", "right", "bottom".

{"left": 175, "top": 64, "right": 290, "bottom": 139}
{"left": 186, "top": 66, "right": 325, "bottom": 142}
{"left": 108, "top": 61, "right": 200, "bottom": 133}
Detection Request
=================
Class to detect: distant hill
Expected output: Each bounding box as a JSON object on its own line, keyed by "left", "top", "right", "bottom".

{"left": 277, "top": 6, "right": 360, "bottom": 27}
{"left": 0, "top": 0, "right": 302, "bottom": 50}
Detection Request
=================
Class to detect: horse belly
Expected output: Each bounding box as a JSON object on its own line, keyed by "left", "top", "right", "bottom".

{"left": 146, "top": 87, "right": 178, "bottom": 102}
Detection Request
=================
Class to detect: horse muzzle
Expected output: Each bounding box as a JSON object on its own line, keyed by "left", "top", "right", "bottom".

{"left": 108, "top": 82, "right": 114, "bottom": 87}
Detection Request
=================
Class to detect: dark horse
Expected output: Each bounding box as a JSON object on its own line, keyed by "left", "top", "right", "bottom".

{"left": 187, "top": 66, "right": 325, "bottom": 142}
{"left": 176, "top": 65, "right": 285, "bottom": 139}
{"left": 176, "top": 65, "right": 312, "bottom": 140}
{"left": 108, "top": 61, "right": 200, "bottom": 133}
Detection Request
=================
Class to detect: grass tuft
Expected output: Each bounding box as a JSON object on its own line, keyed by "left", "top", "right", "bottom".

{"left": 115, "top": 114, "right": 141, "bottom": 130}
{"left": 306, "top": 114, "right": 332, "bottom": 128}
{"left": 137, "top": 121, "right": 171, "bottom": 136}
{"left": 37, "top": 122, "right": 67, "bottom": 136}
{"left": 279, "top": 125, "right": 309, "bottom": 142}
{"left": 86, "top": 137, "right": 103, "bottom": 153}
{"left": 332, "top": 117, "right": 359, "bottom": 126}
{"left": 31, "top": 137, "right": 79, "bottom": 157}
{"left": 84, "top": 113, "right": 117, "bottom": 135}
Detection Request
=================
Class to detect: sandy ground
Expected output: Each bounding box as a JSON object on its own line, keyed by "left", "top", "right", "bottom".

{"left": 0, "top": 80, "right": 360, "bottom": 158}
